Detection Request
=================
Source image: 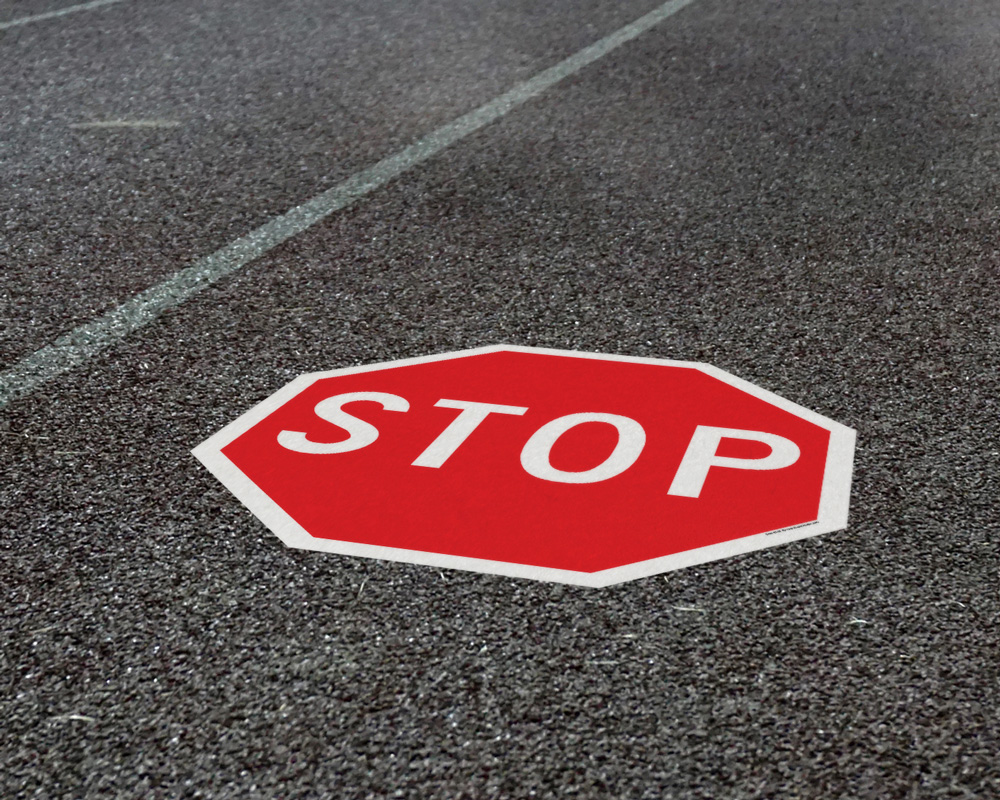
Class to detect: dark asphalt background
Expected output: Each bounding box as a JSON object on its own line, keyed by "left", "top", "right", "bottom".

{"left": 2, "top": 0, "right": 998, "bottom": 797}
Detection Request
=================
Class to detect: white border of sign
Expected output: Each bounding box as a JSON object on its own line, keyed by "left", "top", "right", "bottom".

{"left": 192, "top": 345, "right": 856, "bottom": 587}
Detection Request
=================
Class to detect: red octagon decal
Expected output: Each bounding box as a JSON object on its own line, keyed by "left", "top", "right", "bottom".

{"left": 194, "top": 346, "right": 855, "bottom": 587}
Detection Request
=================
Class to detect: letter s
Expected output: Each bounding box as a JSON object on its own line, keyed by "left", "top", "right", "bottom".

{"left": 277, "top": 391, "right": 409, "bottom": 454}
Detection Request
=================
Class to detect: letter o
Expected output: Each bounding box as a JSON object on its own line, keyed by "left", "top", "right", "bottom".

{"left": 520, "top": 413, "right": 646, "bottom": 484}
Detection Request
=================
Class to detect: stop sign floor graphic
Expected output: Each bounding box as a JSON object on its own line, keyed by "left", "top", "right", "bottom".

{"left": 193, "top": 346, "right": 855, "bottom": 586}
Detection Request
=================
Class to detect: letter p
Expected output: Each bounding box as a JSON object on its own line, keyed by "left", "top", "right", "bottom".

{"left": 667, "top": 426, "right": 800, "bottom": 499}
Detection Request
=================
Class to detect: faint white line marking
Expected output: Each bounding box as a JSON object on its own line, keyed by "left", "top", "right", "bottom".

{"left": 0, "top": 0, "right": 129, "bottom": 30}
{"left": 49, "top": 713, "right": 97, "bottom": 723}
{"left": 0, "top": 0, "right": 697, "bottom": 410}
{"left": 70, "top": 120, "right": 181, "bottom": 129}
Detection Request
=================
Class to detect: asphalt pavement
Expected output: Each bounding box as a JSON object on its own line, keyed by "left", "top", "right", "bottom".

{"left": 2, "top": 0, "right": 998, "bottom": 797}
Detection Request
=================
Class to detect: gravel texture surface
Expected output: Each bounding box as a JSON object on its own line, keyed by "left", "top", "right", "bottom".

{"left": 2, "top": 0, "right": 998, "bottom": 797}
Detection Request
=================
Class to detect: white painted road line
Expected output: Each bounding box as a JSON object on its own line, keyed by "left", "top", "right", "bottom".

{"left": 0, "top": 0, "right": 697, "bottom": 411}
{"left": 0, "top": 0, "right": 131, "bottom": 30}
{"left": 69, "top": 120, "right": 182, "bottom": 129}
